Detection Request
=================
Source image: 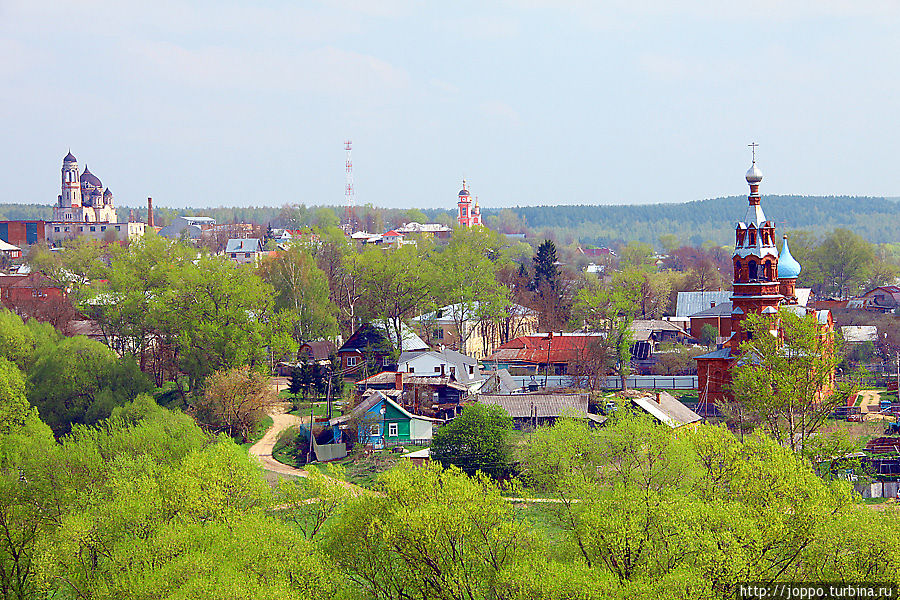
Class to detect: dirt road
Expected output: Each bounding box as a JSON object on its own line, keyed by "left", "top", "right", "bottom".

{"left": 248, "top": 411, "right": 307, "bottom": 481}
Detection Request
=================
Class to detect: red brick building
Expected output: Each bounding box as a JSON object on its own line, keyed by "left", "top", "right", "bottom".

{"left": 0, "top": 273, "right": 73, "bottom": 328}
{"left": 694, "top": 157, "right": 830, "bottom": 407}
{"left": 0, "top": 221, "right": 46, "bottom": 248}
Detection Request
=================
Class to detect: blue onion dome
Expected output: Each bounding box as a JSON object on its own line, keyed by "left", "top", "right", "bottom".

{"left": 778, "top": 235, "right": 801, "bottom": 279}
{"left": 103, "top": 187, "right": 112, "bottom": 197}
{"left": 63, "top": 151, "right": 77, "bottom": 163}
{"left": 459, "top": 189, "right": 469, "bottom": 196}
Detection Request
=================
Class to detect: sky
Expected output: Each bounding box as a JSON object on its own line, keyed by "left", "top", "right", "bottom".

{"left": 3, "top": 1, "right": 900, "bottom": 210}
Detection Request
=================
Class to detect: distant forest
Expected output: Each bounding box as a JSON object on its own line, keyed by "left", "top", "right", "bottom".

{"left": 2, "top": 194, "right": 898, "bottom": 248}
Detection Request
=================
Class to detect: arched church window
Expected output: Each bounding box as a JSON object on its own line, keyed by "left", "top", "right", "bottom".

{"left": 748, "top": 260, "right": 757, "bottom": 280}
{"left": 765, "top": 260, "right": 772, "bottom": 280}
{"left": 749, "top": 229, "right": 756, "bottom": 245}
{"left": 734, "top": 260, "right": 740, "bottom": 280}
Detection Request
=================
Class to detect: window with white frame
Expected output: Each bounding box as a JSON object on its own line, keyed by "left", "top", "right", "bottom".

{"left": 346, "top": 355, "right": 357, "bottom": 367}
{"left": 388, "top": 423, "right": 398, "bottom": 437}
{"left": 370, "top": 423, "right": 380, "bottom": 437}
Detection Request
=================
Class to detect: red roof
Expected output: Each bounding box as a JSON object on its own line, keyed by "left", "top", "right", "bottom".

{"left": 383, "top": 230, "right": 401, "bottom": 237}
{"left": 486, "top": 333, "right": 604, "bottom": 365}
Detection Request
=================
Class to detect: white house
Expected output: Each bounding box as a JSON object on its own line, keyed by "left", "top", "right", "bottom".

{"left": 225, "top": 238, "right": 263, "bottom": 264}
{"left": 397, "top": 348, "right": 483, "bottom": 390}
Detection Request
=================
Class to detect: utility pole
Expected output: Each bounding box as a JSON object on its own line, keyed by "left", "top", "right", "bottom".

{"left": 325, "top": 364, "right": 333, "bottom": 421}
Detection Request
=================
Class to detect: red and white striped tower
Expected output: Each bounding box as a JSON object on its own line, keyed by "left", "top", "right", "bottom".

{"left": 344, "top": 140, "right": 355, "bottom": 232}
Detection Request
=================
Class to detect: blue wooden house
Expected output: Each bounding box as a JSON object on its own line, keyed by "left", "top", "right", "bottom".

{"left": 330, "top": 390, "right": 441, "bottom": 449}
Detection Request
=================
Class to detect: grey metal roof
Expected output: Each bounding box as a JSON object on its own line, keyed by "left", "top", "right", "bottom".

{"left": 398, "top": 348, "right": 482, "bottom": 385}
{"left": 477, "top": 392, "right": 589, "bottom": 419}
{"left": 689, "top": 301, "right": 733, "bottom": 318}
{"left": 225, "top": 238, "right": 262, "bottom": 253}
{"left": 695, "top": 348, "right": 732, "bottom": 360}
{"left": 676, "top": 291, "right": 733, "bottom": 317}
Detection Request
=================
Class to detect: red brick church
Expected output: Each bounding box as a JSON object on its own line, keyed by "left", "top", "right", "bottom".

{"left": 694, "top": 153, "right": 833, "bottom": 407}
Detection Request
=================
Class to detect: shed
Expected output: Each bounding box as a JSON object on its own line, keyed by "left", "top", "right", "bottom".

{"left": 476, "top": 392, "right": 598, "bottom": 428}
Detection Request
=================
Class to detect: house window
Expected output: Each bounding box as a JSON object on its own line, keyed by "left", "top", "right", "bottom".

{"left": 54, "top": 227, "right": 60, "bottom": 232}
{"left": 388, "top": 423, "right": 398, "bottom": 437}
{"left": 469, "top": 365, "right": 474, "bottom": 375}
{"left": 115, "top": 226, "right": 121, "bottom": 231}
{"left": 231, "top": 253, "right": 237, "bottom": 258}
{"left": 90, "top": 226, "right": 95, "bottom": 232}
{"left": 408, "top": 367, "right": 414, "bottom": 373}
{"left": 370, "top": 424, "right": 380, "bottom": 437}
{"left": 449, "top": 367, "right": 455, "bottom": 376}
{"left": 434, "top": 366, "right": 441, "bottom": 373}
{"left": 432, "top": 328, "right": 443, "bottom": 340}
{"left": 346, "top": 356, "right": 357, "bottom": 367}
{"left": 101, "top": 226, "right": 106, "bottom": 231}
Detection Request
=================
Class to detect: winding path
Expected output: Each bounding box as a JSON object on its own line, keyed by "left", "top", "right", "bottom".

{"left": 248, "top": 410, "right": 308, "bottom": 479}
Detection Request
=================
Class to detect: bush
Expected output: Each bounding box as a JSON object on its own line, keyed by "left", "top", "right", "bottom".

{"left": 431, "top": 403, "right": 515, "bottom": 479}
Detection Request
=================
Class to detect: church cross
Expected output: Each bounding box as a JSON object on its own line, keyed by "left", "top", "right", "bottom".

{"left": 748, "top": 142, "right": 759, "bottom": 163}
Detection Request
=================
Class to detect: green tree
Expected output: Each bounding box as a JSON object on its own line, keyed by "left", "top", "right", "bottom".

{"left": 259, "top": 245, "right": 339, "bottom": 345}
{"left": 699, "top": 322, "right": 718, "bottom": 348}
{"left": 429, "top": 234, "right": 509, "bottom": 353}
{"left": 91, "top": 233, "right": 195, "bottom": 381}
{"left": 324, "top": 462, "right": 533, "bottom": 600}
{"left": 619, "top": 241, "right": 655, "bottom": 271}
{"left": 0, "top": 358, "right": 28, "bottom": 434}
{"left": 572, "top": 269, "right": 642, "bottom": 389}
{"left": 355, "top": 245, "right": 434, "bottom": 354}
{"left": 27, "top": 336, "right": 152, "bottom": 436}
{"left": 164, "top": 254, "right": 275, "bottom": 389}
{"left": 532, "top": 239, "right": 559, "bottom": 291}
{"left": 430, "top": 403, "right": 515, "bottom": 478}
{"left": 812, "top": 228, "right": 875, "bottom": 298}
{"left": 730, "top": 308, "right": 849, "bottom": 452}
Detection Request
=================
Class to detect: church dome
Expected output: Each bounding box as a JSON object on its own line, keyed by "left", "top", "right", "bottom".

{"left": 80, "top": 165, "right": 102, "bottom": 188}
{"left": 745, "top": 162, "right": 763, "bottom": 184}
{"left": 103, "top": 188, "right": 112, "bottom": 197}
{"left": 63, "top": 151, "right": 77, "bottom": 163}
{"left": 459, "top": 189, "right": 469, "bottom": 197}
{"left": 778, "top": 236, "right": 802, "bottom": 279}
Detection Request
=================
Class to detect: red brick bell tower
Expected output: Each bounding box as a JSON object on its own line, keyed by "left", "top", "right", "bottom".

{"left": 695, "top": 145, "right": 784, "bottom": 407}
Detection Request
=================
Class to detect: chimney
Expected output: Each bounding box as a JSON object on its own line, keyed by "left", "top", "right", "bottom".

{"left": 395, "top": 371, "right": 403, "bottom": 390}
{"left": 147, "top": 197, "right": 154, "bottom": 227}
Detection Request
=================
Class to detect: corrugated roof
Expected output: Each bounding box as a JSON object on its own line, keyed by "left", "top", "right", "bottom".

{"left": 676, "top": 291, "right": 732, "bottom": 317}
{"left": 477, "top": 392, "right": 589, "bottom": 418}
{"left": 632, "top": 392, "right": 702, "bottom": 428}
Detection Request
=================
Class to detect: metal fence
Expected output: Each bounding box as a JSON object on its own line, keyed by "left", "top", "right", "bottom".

{"left": 508, "top": 375, "right": 698, "bottom": 391}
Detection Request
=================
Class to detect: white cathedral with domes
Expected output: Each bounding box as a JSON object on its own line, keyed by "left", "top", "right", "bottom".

{"left": 46, "top": 151, "right": 144, "bottom": 244}
{"left": 53, "top": 151, "right": 118, "bottom": 223}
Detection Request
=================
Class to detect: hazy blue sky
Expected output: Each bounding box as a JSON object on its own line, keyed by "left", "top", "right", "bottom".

{"left": 3, "top": 1, "right": 900, "bottom": 209}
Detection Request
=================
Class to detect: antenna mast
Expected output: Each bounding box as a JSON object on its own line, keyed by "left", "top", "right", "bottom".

{"left": 343, "top": 140, "right": 355, "bottom": 233}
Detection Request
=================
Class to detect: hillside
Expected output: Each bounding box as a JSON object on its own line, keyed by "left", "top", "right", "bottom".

{"left": 481, "top": 195, "right": 900, "bottom": 247}
{"left": 2, "top": 194, "right": 898, "bottom": 247}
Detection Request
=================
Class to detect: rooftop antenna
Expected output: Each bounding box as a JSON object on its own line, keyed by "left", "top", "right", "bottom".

{"left": 344, "top": 140, "right": 355, "bottom": 233}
